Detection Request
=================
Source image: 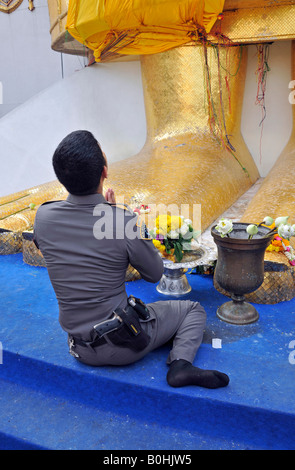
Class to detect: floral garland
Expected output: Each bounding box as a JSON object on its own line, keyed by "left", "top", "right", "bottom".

{"left": 133, "top": 204, "right": 151, "bottom": 215}
{"left": 265, "top": 223, "right": 295, "bottom": 267}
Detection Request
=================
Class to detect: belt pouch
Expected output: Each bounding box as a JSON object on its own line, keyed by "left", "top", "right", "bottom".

{"left": 107, "top": 305, "right": 150, "bottom": 352}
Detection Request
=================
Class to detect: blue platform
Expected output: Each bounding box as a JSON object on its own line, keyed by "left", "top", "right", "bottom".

{"left": 0, "top": 253, "right": 295, "bottom": 450}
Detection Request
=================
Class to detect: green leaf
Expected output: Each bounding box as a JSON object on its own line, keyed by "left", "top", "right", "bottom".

{"left": 163, "top": 239, "right": 172, "bottom": 254}
{"left": 174, "top": 241, "right": 183, "bottom": 262}
{"left": 192, "top": 230, "right": 201, "bottom": 239}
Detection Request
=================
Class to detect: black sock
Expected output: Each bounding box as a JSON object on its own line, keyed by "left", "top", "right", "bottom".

{"left": 167, "top": 359, "right": 230, "bottom": 389}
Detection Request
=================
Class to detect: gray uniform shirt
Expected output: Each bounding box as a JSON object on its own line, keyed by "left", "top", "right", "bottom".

{"left": 34, "top": 193, "right": 163, "bottom": 340}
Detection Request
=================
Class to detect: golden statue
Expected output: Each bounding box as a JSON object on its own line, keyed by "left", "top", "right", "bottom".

{"left": 63, "top": 0, "right": 295, "bottom": 230}
{"left": 3, "top": 0, "right": 295, "bottom": 231}
{"left": 1, "top": 0, "right": 295, "bottom": 302}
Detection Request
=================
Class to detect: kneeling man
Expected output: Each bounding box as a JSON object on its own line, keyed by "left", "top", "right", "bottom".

{"left": 34, "top": 130, "right": 229, "bottom": 389}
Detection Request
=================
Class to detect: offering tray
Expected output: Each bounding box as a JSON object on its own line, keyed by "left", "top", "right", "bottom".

{"left": 156, "top": 245, "right": 215, "bottom": 296}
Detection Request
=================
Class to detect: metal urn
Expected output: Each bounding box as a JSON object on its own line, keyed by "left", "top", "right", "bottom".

{"left": 156, "top": 246, "right": 213, "bottom": 296}
{"left": 211, "top": 223, "right": 274, "bottom": 325}
{"left": 157, "top": 263, "right": 192, "bottom": 296}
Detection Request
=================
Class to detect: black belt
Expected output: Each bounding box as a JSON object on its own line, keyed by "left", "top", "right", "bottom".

{"left": 70, "top": 296, "right": 150, "bottom": 352}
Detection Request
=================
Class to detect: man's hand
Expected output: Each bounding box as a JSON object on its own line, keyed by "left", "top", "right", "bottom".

{"left": 105, "top": 188, "right": 116, "bottom": 204}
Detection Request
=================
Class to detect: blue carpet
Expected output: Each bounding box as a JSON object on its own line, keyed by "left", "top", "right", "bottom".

{"left": 0, "top": 253, "right": 295, "bottom": 450}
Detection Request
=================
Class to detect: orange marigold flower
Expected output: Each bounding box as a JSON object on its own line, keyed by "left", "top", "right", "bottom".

{"left": 272, "top": 240, "right": 282, "bottom": 247}
{"left": 282, "top": 239, "right": 290, "bottom": 246}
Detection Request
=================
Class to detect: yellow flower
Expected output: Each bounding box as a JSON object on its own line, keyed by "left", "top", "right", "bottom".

{"left": 170, "top": 216, "right": 183, "bottom": 232}
{"left": 156, "top": 215, "right": 171, "bottom": 236}
{"left": 153, "top": 239, "right": 166, "bottom": 254}
{"left": 153, "top": 239, "right": 168, "bottom": 255}
{"left": 163, "top": 248, "right": 175, "bottom": 262}
{"left": 153, "top": 239, "right": 162, "bottom": 249}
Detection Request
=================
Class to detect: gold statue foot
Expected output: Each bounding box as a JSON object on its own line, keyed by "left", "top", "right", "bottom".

{"left": 241, "top": 41, "right": 295, "bottom": 227}
{"left": 106, "top": 44, "right": 259, "bottom": 231}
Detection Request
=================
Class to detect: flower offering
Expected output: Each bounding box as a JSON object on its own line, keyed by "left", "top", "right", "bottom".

{"left": 215, "top": 215, "right": 295, "bottom": 266}
{"left": 265, "top": 218, "right": 295, "bottom": 266}
{"left": 215, "top": 218, "right": 233, "bottom": 238}
{"left": 150, "top": 214, "right": 200, "bottom": 263}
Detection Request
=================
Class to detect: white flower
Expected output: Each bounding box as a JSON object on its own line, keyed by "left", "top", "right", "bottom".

{"left": 291, "top": 224, "right": 295, "bottom": 237}
{"left": 247, "top": 224, "right": 258, "bottom": 236}
{"left": 275, "top": 216, "right": 289, "bottom": 227}
{"left": 168, "top": 230, "right": 179, "bottom": 239}
{"left": 216, "top": 218, "right": 233, "bottom": 238}
{"left": 179, "top": 223, "right": 189, "bottom": 236}
{"left": 277, "top": 224, "right": 293, "bottom": 240}
{"left": 263, "top": 216, "right": 274, "bottom": 226}
{"left": 184, "top": 219, "right": 192, "bottom": 226}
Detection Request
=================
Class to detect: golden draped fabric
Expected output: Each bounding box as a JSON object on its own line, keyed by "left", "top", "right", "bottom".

{"left": 66, "top": 0, "right": 225, "bottom": 61}
{"left": 49, "top": 1, "right": 295, "bottom": 58}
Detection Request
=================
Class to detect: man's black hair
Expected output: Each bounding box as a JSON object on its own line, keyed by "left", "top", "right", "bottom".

{"left": 52, "top": 130, "right": 106, "bottom": 195}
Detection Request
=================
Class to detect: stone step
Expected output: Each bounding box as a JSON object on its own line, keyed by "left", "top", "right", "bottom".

{"left": 1, "top": 376, "right": 260, "bottom": 451}
{"left": 1, "top": 313, "right": 294, "bottom": 450}
{"left": 1, "top": 254, "right": 295, "bottom": 450}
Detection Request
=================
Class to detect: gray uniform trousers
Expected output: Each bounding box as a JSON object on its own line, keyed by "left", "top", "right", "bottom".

{"left": 71, "top": 300, "right": 206, "bottom": 367}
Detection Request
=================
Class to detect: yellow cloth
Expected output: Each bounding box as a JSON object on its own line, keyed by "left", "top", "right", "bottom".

{"left": 66, "top": 0, "right": 225, "bottom": 61}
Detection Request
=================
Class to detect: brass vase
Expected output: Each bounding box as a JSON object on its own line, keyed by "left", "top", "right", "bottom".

{"left": 211, "top": 223, "right": 273, "bottom": 324}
